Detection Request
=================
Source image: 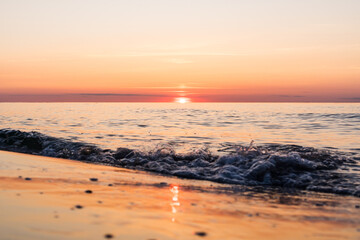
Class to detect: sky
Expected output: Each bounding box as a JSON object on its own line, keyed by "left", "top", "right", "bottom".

{"left": 0, "top": 0, "right": 360, "bottom": 102}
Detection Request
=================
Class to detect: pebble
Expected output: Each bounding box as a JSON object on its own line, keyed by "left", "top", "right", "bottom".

{"left": 104, "top": 234, "right": 113, "bottom": 239}
{"left": 195, "top": 231, "right": 207, "bottom": 237}
{"left": 75, "top": 205, "right": 83, "bottom": 209}
{"left": 89, "top": 178, "right": 98, "bottom": 182}
{"left": 85, "top": 190, "right": 93, "bottom": 194}
{"left": 24, "top": 177, "right": 32, "bottom": 181}
{"left": 108, "top": 184, "right": 113, "bottom": 186}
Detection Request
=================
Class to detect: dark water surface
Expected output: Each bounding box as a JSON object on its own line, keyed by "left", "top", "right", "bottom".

{"left": 0, "top": 103, "right": 359, "bottom": 154}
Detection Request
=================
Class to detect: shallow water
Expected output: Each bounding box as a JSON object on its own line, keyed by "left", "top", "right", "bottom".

{"left": 1, "top": 103, "right": 359, "bottom": 196}
{"left": 0, "top": 103, "right": 359, "bottom": 154}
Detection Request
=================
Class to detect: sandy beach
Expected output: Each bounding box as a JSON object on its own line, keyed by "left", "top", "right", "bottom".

{"left": 0, "top": 150, "right": 359, "bottom": 240}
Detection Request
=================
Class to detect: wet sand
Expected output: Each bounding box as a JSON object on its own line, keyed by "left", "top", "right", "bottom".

{"left": 0, "top": 150, "right": 359, "bottom": 240}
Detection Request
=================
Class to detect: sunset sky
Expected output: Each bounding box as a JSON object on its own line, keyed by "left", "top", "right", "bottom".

{"left": 1, "top": 0, "right": 359, "bottom": 102}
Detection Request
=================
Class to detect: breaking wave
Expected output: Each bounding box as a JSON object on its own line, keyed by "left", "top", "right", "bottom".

{"left": 0, "top": 129, "right": 359, "bottom": 197}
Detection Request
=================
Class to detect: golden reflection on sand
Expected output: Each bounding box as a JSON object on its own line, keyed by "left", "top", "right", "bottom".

{"left": 170, "top": 185, "right": 180, "bottom": 222}
{"left": 0, "top": 151, "right": 359, "bottom": 240}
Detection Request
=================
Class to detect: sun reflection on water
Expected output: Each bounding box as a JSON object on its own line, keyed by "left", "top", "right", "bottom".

{"left": 170, "top": 185, "right": 180, "bottom": 222}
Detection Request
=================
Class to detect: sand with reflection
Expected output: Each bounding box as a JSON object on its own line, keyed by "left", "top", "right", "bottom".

{"left": 0, "top": 150, "right": 359, "bottom": 240}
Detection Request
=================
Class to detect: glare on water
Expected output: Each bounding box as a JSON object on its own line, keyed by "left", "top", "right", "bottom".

{"left": 0, "top": 102, "right": 359, "bottom": 155}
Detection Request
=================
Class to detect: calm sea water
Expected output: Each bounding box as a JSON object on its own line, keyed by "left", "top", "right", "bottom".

{"left": 0, "top": 103, "right": 359, "bottom": 154}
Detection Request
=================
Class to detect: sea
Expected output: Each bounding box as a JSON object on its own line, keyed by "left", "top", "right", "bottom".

{"left": 0, "top": 102, "right": 359, "bottom": 196}
{"left": 1, "top": 102, "right": 360, "bottom": 153}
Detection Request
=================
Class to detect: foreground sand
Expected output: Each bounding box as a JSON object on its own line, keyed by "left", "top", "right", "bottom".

{"left": 0, "top": 151, "right": 359, "bottom": 240}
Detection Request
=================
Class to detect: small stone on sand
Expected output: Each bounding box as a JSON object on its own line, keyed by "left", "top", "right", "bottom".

{"left": 75, "top": 205, "right": 83, "bottom": 209}
{"left": 89, "top": 178, "right": 98, "bottom": 182}
{"left": 85, "top": 190, "right": 93, "bottom": 194}
{"left": 104, "top": 233, "right": 113, "bottom": 238}
{"left": 195, "top": 231, "right": 207, "bottom": 237}
{"left": 24, "top": 177, "right": 32, "bottom": 181}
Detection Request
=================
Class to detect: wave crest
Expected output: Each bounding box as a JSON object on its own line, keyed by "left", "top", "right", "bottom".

{"left": 0, "top": 129, "right": 359, "bottom": 197}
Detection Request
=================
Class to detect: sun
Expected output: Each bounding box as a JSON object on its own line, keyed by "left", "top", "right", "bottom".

{"left": 174, "top": 97, "right": 190, "bottom": 104}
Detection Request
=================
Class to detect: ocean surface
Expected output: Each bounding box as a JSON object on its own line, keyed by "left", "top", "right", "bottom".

{"left": 0, "top": 103, "right": 359, "bottom": 154}
{"left": 0, "top": 102, "right": 359, "bottom": 196}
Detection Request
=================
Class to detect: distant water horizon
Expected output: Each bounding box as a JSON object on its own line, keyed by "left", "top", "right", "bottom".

{"left": 3, "top": 101, "right": 359, "bottom": 102}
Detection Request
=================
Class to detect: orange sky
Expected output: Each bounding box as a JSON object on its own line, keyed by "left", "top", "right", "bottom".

{"left": 1, "top": 0, "right": 359, "bottom": 102}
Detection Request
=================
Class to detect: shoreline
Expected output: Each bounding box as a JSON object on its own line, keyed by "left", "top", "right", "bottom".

{"left": 0, "top": 150, "right": 359, "bottom": 239}
{"left": 1, "top": 128, "right": 359, "bottom": 198}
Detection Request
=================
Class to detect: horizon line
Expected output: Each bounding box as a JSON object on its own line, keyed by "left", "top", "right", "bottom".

{"left": 1, "top": 101, "right": 360, "bottom": 103}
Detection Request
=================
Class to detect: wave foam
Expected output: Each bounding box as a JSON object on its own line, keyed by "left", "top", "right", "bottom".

{"left": 0, "top": 129, "right": 359, "bottom": 196}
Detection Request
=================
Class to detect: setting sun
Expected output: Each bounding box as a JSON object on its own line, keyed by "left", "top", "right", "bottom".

{"left": 174, "top": 97, "right": 190, "bottom": 104}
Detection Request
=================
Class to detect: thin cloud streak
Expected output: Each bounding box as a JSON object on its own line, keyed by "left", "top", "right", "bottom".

{"left": 87, "top": 52, "right": 251, "bottom": 58}
{"left": 339, "top": 97, "right": 360, "bottom": 101}
{"left": 86, "top": 44, "right": 358, "bottom": 59}
{"left": 0, "top": 93, "right": 172, "bottom": 102}
{"left": 75, "top": 93, "right": 167, "bottom": 97}
{"left": 165, "top": 58, "right": 194, "bottom": 64}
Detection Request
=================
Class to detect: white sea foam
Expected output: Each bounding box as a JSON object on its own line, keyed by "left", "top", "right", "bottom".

{"left": 1, "top": 129, "right": 359, "bottom": 197}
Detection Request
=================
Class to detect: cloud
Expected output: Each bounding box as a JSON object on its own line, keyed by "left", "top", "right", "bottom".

{"left": 87, "top": 46, "right": 340, "bottom": 59}
{"left": 273, "top": 95, "right": 305, "bottom": 98}
{"left": 75, "top": 93, "right": 167, "bottom": 97}
{"left": 87, "top": 52, "right": 249, "bottom": 58}
{"left": 4, "top": 93, "right": 169, "bottom": 97}
{"left": 347, "top": 66, "right": 360, "bottom": 70}
{"left": 0, "top": 93, "right": 171, "bottom": 102}
{"left": 165, "top": 58, "right": 193, "bottom": 64}
{"left": 339, "top": 97, "right": 360, "bottom": 101}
